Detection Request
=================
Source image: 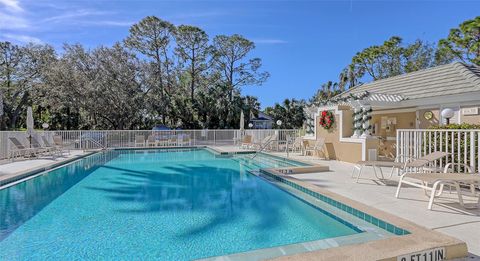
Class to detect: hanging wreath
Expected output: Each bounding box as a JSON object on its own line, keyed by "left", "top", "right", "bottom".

{"left": 319, "top": 110, "right": 335, "bottom": 130}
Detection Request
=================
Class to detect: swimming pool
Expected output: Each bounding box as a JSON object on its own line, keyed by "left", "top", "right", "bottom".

{"left": 0, "top": 148, "right": 396, "bottom": 260}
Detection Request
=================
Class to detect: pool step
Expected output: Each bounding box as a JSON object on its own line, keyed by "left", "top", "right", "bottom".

{"left": 233, "top": 154, "right": 295, "bottom": 169}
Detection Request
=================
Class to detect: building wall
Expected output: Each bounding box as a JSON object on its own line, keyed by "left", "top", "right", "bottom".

{"left": 418, "top": 108, "right": 440, "bottom": 129}
{"left": 459, "top": 106, "right": 480, "bottom": 124}
{"left": 314, "top": 108, "right": 363, "bottom": 163}
{"left": 418, "top": 106, "right": 480, "bottom": 128}
{"left": 371, "top": 111, "right": 416, "bottom": 138}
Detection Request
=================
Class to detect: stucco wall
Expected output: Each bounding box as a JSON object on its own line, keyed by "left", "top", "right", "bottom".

{"left": 371, "top": 111, "right": 416, "bottom": 138}
{"left": 418, "top": 106, "right": 480, "bottom": 127}
{"left": 460, "top": 106, "right": 480, "bottom": 124}
{"left": 314, "top": 109, "right": 363, "bottom": 163}
{"left": 418, "top": 109, "right": 440, "bottom": 129}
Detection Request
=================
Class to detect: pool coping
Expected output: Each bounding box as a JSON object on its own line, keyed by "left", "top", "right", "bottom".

{"left": 258, "top": 168, "right": 468, "bottom": 261}
{"left": 0, "top": 151, "right": 99, "bottom": 188}
{"left": 206, "top": 146, "right": 330, "bottom": 173}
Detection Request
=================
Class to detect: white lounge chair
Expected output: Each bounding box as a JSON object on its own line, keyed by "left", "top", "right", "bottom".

{"left": 146, "top": 135, "right": 156, "bottom": 147}
{"left": 42, "top": 136, "right": 65, "bottom": 157}
{"left": 352, "top": 151, "right": 449, "bottom": 183}
{"left": 31, "top": 137, "right": 56, "bottom": 156}
{"left": 8, "top": 137, "right": 40, "bottom": 159}
{"left": 135, "top": 135, "right": 145, "bottom": 147}
{"left": 395, "top": 172, "right": 480, "bottom": 210}
{"left": 286, "top": 136, "right": 303, "bottom": 153}
{"left": 53, "top": 135, "right": 70, "bottom": 155}
{"left": 240, "top": 135, "right": 253, "bottom": 149}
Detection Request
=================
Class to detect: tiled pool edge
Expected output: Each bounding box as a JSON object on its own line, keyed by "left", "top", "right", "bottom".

{"left": 260, "top": 169, "right": 408, "bottom": 235}
{"left": 260, "top": 168, "right": 469, "bottom": 261}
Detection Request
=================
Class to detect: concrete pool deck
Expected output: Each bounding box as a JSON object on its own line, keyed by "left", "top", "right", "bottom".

{"left": 0, "top": 150, "right": 91, "bottom": 187}
{"left": 268, "top": 152, "right": 480, "bottom": 258}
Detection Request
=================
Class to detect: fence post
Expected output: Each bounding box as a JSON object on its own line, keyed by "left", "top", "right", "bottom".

{"left": 470, "top": 131, "right": 476, "bottom": 172}
{"left": 79, "top": 130, "right": 83, "bottom": 150}
{"left": 396, "top": 129, "right": 400, "bottom": 161}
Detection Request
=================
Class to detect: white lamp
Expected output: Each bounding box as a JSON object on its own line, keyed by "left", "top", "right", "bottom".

{"left": 276, "top": 120, "right": 282, "bottom": 126}
{"left": 42, "top": 123, "right": 49, "bottom": 130}
{"left": 248, "top": 123, "right": 253, "bottom": 128}
{"left": 441, "top": 108, "right": 454, "bottom": 125}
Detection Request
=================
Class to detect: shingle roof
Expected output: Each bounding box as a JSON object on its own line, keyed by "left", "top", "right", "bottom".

{"left": 340, "top": 62, "right": 480, "bottom": 101}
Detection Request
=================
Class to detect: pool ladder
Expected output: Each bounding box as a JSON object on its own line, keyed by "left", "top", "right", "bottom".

{"left": 250, "top": 136, "right": 291, "bottom": 159}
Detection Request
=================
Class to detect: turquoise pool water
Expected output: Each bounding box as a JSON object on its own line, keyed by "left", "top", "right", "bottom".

{"left": 0, "top": 149, "right": 361, "bottom": 260}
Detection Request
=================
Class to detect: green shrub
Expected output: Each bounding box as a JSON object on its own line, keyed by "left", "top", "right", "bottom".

{"left": 429, "top": 123, "right": 480, "bottom": 130}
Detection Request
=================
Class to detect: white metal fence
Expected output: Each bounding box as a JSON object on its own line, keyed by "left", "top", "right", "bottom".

{"left": 0, "top": 129, "right": 301, "bottom": 159}
{"left": 397, "top": 129, "right": 480, "bottom": 173}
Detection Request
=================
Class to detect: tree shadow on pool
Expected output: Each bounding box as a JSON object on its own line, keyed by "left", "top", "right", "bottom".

{"left": 84, "top": 164, "right": 289, "bottom": 240}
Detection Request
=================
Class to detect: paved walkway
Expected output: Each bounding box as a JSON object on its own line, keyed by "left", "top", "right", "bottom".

{"left": 0, "top": 150, "right": 88, "bottom": 186}
{"left": 269, "top": 152, "right": 480, "bottom": 257}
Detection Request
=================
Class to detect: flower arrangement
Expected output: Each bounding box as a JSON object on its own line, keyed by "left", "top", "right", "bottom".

{"left": 319, "top": 110, "right": 334, "bottom": 130}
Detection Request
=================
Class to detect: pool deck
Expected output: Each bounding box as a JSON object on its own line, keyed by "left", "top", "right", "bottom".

{"left": 0, "top": 150, "right": 91, "bottom": 187}
{"left": 267, "top": 152, "right": 480, "bottom": 259}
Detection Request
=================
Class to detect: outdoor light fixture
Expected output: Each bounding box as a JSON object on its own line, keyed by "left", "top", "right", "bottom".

{"left": 441, "top": 108, "right": 454, "bottom": 125}
{"left": 248, "top": 123, "right": 253, "bottom": 128}
{"left": 276, "top": 120, "right": 282, "bottom": 126}
{"left": 42, "top": 123, "right": 49, "bottom": 130}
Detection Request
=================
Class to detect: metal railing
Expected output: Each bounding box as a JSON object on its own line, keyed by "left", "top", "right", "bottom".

{"left": 397, "top": 129, "right": 480, "bottom": 173}
{"left": 0, "top": 129, "right": 301, "bottom": 160}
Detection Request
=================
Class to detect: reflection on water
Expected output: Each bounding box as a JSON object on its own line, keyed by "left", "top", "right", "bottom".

{"left": 0, "top": 149, "right": 360, "bottom": 260}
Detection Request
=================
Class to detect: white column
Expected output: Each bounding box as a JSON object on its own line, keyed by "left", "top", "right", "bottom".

{"left": 351, "top": 107, "right": 362, "bottom": 138}
{"left": 360, "top": 105, "right": 372, "bottom": 138}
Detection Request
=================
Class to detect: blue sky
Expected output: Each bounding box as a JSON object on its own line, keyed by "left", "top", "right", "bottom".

{"left": 1, "top": 0, "right": 479, "bottom": 108}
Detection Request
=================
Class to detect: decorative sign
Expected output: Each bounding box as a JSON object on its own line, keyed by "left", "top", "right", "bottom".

{"left": 461, "top": 107, "right": 478, "bottom": 115}
{"left": 381, "top": 116, "right": 388, "bottom": 129}
{"left": 397, "top": 247, "right": 445, "bottom": 261}
{"left": 423, "top": 111, "right": 433, "bottom": 120}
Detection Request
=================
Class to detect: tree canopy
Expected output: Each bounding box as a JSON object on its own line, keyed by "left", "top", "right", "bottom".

{"left": 438, "top": 16, "right": 480, "bottom": 66}
{"left": 309, "top": 16, "right": 478, "bottom": 106}
{"left": 0, "top": 16, "right": 268, "bottom": 130}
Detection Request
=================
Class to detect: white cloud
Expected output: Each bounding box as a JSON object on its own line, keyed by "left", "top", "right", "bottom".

{"left": 0, "top": 11, "right": 29, "bottom": 29}
{"left": 43, "top": 9, "right": 111, "bottom": 23}
{"left": 253, "top": 39, "right": 288, "bottom": 44}
{"left": 87, "top": 20, "right": 133, "bottom": 27}
{"left": 0, "top": 0, "right": 23, "bottom": 12}
{"left": 2, "top": 33, "right": 42, "bottom": 44}
{"left": 0, "top": 0, "right": 29, "bottom": 30}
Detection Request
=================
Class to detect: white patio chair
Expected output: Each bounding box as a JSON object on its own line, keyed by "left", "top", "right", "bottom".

{"left": 135, "top": 135, "right": 145, "bottom": 147}
{"left": 352, "top": 151, "right": 449, "bottom": 183}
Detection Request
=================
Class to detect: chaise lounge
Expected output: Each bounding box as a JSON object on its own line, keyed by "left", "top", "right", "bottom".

{"left": 395, "top": 172, "right": 480, "bottom": 210}
{"left": 352, "top": 151, "right": 449, "bottom": 183}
